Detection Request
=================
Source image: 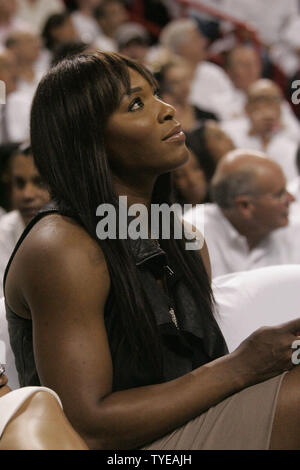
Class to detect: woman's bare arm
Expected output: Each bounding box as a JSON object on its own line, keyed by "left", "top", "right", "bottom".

{"left": 6, "top": 216, "right": 300, "bottom": 450}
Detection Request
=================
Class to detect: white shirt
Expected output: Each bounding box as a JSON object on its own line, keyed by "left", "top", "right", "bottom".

{"left": 189, "top": 61, "right": 234, "bottom": 118}
{"left": 220, "top": 0, "right": 299, "bottom": 46}
{"left": 71, "top": 11, "right": 100, "bottom": 44}
{"left": 1, "top": 90, "right": 32, "bottom": 143}
{"left": 288, "top": 176, "right": 300, "bottom": 223}
{"left": 16, "top": 0, "right": 64, "bottom": 32}
{"left": 93, "top": 34, "right": 117, "bottom": 52}
{"left": 0, "top": 211, "right": 25, "bottom": 297}
{"left": 221, "top": 117, "right": 298, "bottom": 182}
{"left": 184, "top": 203, "right": 300, "bottom": 278}
{"left": 0, "top": 207, "right": 5, "bottom": 218}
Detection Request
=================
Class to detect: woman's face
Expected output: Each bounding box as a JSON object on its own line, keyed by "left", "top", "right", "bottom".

{"left": 105, "top": 69, "right": 189, "bottom": 183}
{"left": 173, "top": 150, "right": 207, "bottom": 205}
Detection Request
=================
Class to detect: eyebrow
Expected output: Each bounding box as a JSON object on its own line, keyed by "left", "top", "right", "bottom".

{"left": 121, "top": 86, "right": 143, "bottom": 100}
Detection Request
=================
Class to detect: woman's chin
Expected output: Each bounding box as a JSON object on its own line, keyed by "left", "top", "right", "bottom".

{"left": 168, "top": 147, "right": 190, "bottom": 172}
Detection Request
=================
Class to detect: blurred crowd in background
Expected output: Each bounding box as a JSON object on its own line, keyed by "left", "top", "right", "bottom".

{"left": 1, "top": 0, "right": 300, "bottom": 288}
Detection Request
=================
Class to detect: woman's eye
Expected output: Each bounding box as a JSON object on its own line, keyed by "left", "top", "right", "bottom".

{"left": 129, "top": 97, "right": 144, "bottom": 112}
{"left": 154, "top": 89, "right": 162, "bottom": 99}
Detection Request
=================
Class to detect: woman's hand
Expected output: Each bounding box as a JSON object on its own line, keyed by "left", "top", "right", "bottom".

{"left": 231, "top": 318, "right": 300, "bottom": 387}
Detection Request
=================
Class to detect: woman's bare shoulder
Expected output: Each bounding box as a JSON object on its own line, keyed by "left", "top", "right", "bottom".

{"left": 6, "top": 214, "right": 110, "bottom": 312}
{"left": 20, "top": 213, "right": 106, "bottom": 265}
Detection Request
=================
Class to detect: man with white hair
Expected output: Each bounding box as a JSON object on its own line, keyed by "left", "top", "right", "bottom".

{"left": 159, "top": 18, "right": 234, "bottom": 118}
{"left": 184, "top": 149, "right": 300, "bottom": 278}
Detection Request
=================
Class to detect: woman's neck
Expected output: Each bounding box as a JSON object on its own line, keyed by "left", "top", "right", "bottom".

{"left": 112, "top": 175, "right": 154, "bottom": 211}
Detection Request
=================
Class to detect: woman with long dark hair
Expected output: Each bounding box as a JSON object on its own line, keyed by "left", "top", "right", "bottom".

{"left": 3, "top": 51, "right": 300, "bottom": 450}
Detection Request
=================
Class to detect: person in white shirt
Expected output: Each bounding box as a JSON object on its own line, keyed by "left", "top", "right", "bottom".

{"left": 6, "top": 31, "right": 45, "bottom": 97}
{"left": 71, "top": 0, "right": 101, "bottom": 44}
{"left": 0, "top": 50, "right": 20, "bottom": 144}
{"left": 159, "top": 18, "right": 234, "bottom": 118}
{"left": 0, "top": 50, "right": 33, "bottom": 144}
{"left": 0, "top": 144, "right": 50, "bottom": 296}
{"left": 222, "top": 79, "right": 299, "bottom": 183}
{"left": 16, "top": 0, "right": 65, "bottom": 33}
{"left": 220, "top": 0, "right": 299, "bottom": 48}
{"left": 223, "top": 46, "right": 300, "bottom": 140}
{"left": 184, "top": 149, "right": 300, "bottom": 278}
{"left": 93, "top": 0, "right": 128, "bottom": 52}
{"left": 116, "top": 22, "right": 151, "bottom": 64}
{"left": 0, "top": 0, "right": 31, "bottom": 46}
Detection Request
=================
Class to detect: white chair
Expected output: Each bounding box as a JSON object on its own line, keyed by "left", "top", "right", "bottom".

{"left": 213, "top": 264, "right": 300, "bottom": 353}
{"left": 0, "top": 297, "right": 19, "bottom": 389}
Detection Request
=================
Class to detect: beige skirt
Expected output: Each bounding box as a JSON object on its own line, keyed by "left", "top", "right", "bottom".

{"left": 142, "top": 372, "right": 287, "bottom": 450}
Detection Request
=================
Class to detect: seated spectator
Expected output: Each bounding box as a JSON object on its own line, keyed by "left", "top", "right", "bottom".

{"left": 0, "top": 144, "right": 50, "bottom": 296}
{"left": 0, "top": 50, "right": 31, "bottom": 144}
{"left": 71, "top": 0, "right": 101, "bottom": 44}
{"left": 185, "top": 149, "right": 300, "bottom": 278}
{"left": 0, "top": 50, "right": 18, "bottom": 144}
{"left": 224, "top": 45, "right": 300, "bottom": 139}
{"left": 157, "top": 58, "right": 218, "bottom": 132}
{"left": 222, "top": 79, "right": 299, "bottom": 182}
{"left": 6, "top": 31, "right": 45, "bottom": 95}
{"left": 42, "top": 12, "right": 79, "bottom": 55}
{"left": 172, "top": 149, "right": 208, "bottom": 207}
{"left": 15, "top": 0, "right": 65, "bottom": 33}
{"left": 0, "top": 0, "right": 31, "bottom": 46}
{"left": 93, "top": 0, "right": 128, "bottom": 52}
{"left": 220, "top": 0, "right": 298, "bottom": 48}
{"left": 116, "top": 22, "right": 150, "bottom": 64}
{"left": 159, "top": 18, "right": 234, "bottom": 118}
{"left": 185, "top": 121, "right": 235, "bottom": 183}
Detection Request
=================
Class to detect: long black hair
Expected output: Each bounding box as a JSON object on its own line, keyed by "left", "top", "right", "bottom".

{"left": 30, "top": 51, "right": 214, "bottom": 373}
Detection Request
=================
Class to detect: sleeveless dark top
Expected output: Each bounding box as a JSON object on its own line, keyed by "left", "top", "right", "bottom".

{"left": 4, "top": 203, "right": 228, "bottom": 390}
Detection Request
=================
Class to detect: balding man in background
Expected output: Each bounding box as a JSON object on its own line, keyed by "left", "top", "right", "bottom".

{"left": 184, "top": 149, "right": 300, "bottom": 278}
{"left": 222, "top": 79, "right": 299, "bottom": 182}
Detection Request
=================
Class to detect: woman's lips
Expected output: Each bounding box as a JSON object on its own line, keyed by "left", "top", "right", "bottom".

{"left": 163, "top": 131, "right": 186, "bottom": 143}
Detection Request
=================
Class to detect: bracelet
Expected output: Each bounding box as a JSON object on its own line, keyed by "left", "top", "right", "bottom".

{"left": 0, "top": 364, "right": 5, "bottom": 377}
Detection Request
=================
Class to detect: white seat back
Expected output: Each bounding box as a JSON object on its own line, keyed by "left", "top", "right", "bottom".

{"left": 213, "top": 264, "right": 300, "bottom": 352}
{"left": 0, "top": 297, "right": 19, "bottom": 389}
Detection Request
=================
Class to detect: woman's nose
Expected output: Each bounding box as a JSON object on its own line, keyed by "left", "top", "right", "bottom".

{"left": 158, "top": 99, "right": 176, "bottom": 123}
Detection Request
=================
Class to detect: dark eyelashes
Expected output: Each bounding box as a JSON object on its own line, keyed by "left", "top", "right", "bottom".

{"left": 128, "top": 97, "right": 144, "bottom": 112}
{"left": 128, "top": 89, "right": 162, "bottom": 112}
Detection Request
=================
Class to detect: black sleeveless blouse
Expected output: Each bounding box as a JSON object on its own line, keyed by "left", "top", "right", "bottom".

{"left": 4, "top": 204, "right": 228, "bottom": 390}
